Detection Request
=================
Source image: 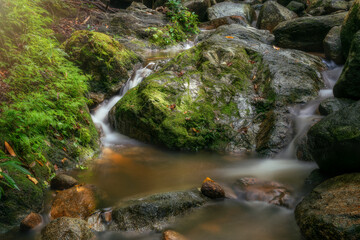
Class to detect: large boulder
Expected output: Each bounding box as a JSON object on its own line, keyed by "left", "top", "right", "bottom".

{"left": 341, "top": 0, "right": 360, "bottom": 58}
{"left": 62, "top": 30, "right": 140, "bottom": 105}
{"left": 207, "top": 2, "right": 256, "bottom": 23}
{"left": 109, "top": 189, "right": 207, "bottom": 232}
{"left": 318, "top": 97, "right": 355, "bottom": 116}
{"left": 323, "top": 26, "right": 344, "bottom": 64}
{"left": 109, "top": 24, "right": 325, "bottom": 155}
{"left": 306, "top": 0, "right": 349, "bottom": 16}
{"left": 41, "top": 217, "right": 94, "bottom": 240}
{"left": 305, "top": 101, "right": 360, "bottom": 174}
{"left": 286, "top": 1, "right": 306, "bottom": 15}
{"left": 184, "top": 0, "right": 211, "bottom": 22}
{"left": 257, "top": 1, "right": 298, "bottom": 32}
{"left": 273, "top": 12, "right": 347, "bottom": 52}
{"left": 333, "top": 31, "right": 360, "bottom": 99}
{"left": 295, "top": 173, "right": 360, "bottom": 240}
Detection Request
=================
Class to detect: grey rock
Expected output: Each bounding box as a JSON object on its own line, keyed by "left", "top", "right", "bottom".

{"left": 307, "top": 0, "right": 349, "bottom": 16}
{"left": 286, "top": 1, "right": 306, "bottom": 14}
{"left": 273, "top": 12, "right": 347, "bottom": 52}
{"left": 207, "top": 2, "right": 256, "bottom": 23}
{"left": 318, "top": 97, "right": 355, "bottom": 116}
{"left": 50, "top": 174, "right": 78, "bottom": 190}
{"left": 41, "top": 217, "right": 94, "bottom": 240}
{"left": 323, "top": 26, "right": 344, "bottom": 64}
{"left": 295, "top": 173, "right": 360, "bottom": 240}
{"left": 257, "top": 1, "right": 298, "bottom": 32}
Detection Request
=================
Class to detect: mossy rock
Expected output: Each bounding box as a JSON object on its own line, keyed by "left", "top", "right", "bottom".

{"left": 62, "top": 30, "right": 141, "bottom": 102}
{"left": 340, "top": 0, "right": 360, "bottom": 58}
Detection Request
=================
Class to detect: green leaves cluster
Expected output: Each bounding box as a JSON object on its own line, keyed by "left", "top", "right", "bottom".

{"left": 148, "top": 0, "right": 199, "bottom": 47}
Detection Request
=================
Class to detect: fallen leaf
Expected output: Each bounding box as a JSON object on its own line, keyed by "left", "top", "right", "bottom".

{"left": 183, "top": 111, "right": 188, "bottom": 114}
{"left": 203, "top": 177, "right": 214, "bottom": 183}
{"left": 185, "top": 117, "right": 191, "bottom": 121}
{"left": 225, "top": 36, "right": 234, "bottom": 39}
{"left": 36, "top": 159, "right": 44, "bottom": 166}
{"left": 254, "top": 84, "right": 258, "bottom": 91}
{"left": 227, "top": 62, "right": 233, "bottom": 67}
{"left": 27, "top": 175, "right": 38, "bottom": 185}
{"left": 4, "top": 141, "right": 16, "bottom": 157}
{"left": 82, "top": 16, "right": 91, "bottom": 25}
{"left": 29, "top": 162, "right": 36, "bottom": 168}
{"left": 192, "top": 128, "right": 200, "bottom": 133}
{"left": 44, "top": 140, "right": 51, "bottom": 147}
{"left": 273, "top": 45, "right": 280, "bottom": 50}
{"left": 249, "top": 60, "right": 256, "bottom": 64}
{"left": 63, "top": 147, "right": 67, "bottom": 152}
{"left": 252, "top": 75, "right": 256, "bottom": 81}
{"left": 61, "top": 158, "right": 68, "bottom": 163}
{"left": 54, "top": 164, "right": 58, "bottom": 171}
{"left": 169, "top": 104, "right": 176, "bottom": 110}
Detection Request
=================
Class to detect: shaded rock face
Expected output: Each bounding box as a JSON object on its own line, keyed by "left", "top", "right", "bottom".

{"left": 323, "top": 26, "right": 344, "bottom": 64}
{"left": 62, "top": 30, "right": 140, "bottom": 105}
{"left": 184, "top": 0, "right": 211, "bottom": 22}
{"left": 41, "top": 217, "right": 94, "bottom": 240}
{"left": 295, "top": 173, "right": 360, "bottom": 240}
{"left": 50, "top": 184, "right": 98, "bottom": 220}
{"left": 50, "top": 174, "right": 78, "bottom": 190}
{"left": 273, "top": 12, "right": 347, "bottom": 52}
{"left": 334, "top": 31, "right": 360, "bottom": 99}
{"left": 286, "top": 1, "right": 306, "bottom": 15}
{"left": 341, "top": 0, "right": 360, "bottom": 58}
{"left": 233, "top": 177, "right": 294, "bottom": 208}
{"left": 305, "top": 101, "right": 360, "bottom": 175}
{"left": 306, "top": 0, "right": 349, "bottom": 16}
{"left": 109, "top": 189, "right": 207, "bottom": 232}
{"left": 20, "top": 212, "right": 42, "bottom": 231}
{"left": 257, "top": 1, "right": 298, "bottom": 32}
{"left": 318, "top": 97, "right": 355, "bottom": 116}
{"left": 109, "top": 24, "right": 325, "bottom": 155}
{"left": 207, "top": 2, "right": 256, "bottom": 23}
{"left": 199, "top": 16, "right": 249, "bottom": 30}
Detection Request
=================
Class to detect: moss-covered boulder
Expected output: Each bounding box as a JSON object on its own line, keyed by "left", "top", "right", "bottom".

{"left": 318, "top": 97, "right": 355, "bottom": 116}
{"left": 273, "top": 12, "right": 347, "bottom": 52}
{"left": 295, "top": 173, "right": 360, "bottom": 240}
{"left": 109, "top": 25, "right": 325, "bottom": 154}
{"left": 306, "top": 0, "right": 349, "bottom": 16}
{"left": 333, "top": 31, "right": 360, "bottom": 99}
{"left": 257, "top": 1, "right": 298, "bottom": 32}
{"left": 323, "top": 26, "right": 344, "bottom": 64}
{"left": 62, "top": 30, "right": 141, "bottom": 105}
{"left": 340, "top": 0, "right": 360, "bottom": 58}
{"left": 304, "top": 101, "right": 360, "bottom": 174}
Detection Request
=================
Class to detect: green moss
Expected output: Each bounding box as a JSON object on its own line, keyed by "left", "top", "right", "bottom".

{"left": 341, "top": 0, "right": 360, "bottom": 58}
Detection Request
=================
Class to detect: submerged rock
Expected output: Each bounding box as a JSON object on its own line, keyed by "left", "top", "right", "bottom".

{"left": 273, "top": 12, "right": 347, "bottom": 52}
{"left": 305, "top": 101, "right": 360, "bottom": 174}
{"left": 233, "top": 177, "right": 294, "bottom": 208}
{"left": 20, "top": 212, "right": 42, "bottom": 231}
{"left": 323, "top": 26, "right": 344, "bottom": 64}
{"left": 109, "top": 189, "right": 207, "bottom": 232}
{"left": 295, "top": 173, "right": 360, "bottom": 240}
{"left": 41, "top": 217, "right": 94, "bottom": 240}
{"left": 62, "top": 30, "right": 141, "bottom": 105}
{"left": 201, "top": 177, "right": 225, "bottom": 199}
{"left": 257, "top": 1, "right": 298, "bottom": 32}
{"left": 207, "top": 2, "right": 256, "bottom": 23}
{"left": 50, "top": 174, "right": 78, "bottom": 190}
{"left": 50, "top": 184, "right": 98, "bottom": 220}
{"left": 334, "top": 31, "right": 360, "bottom": 99}
{"left": 109, "top": 24, "right": 324, "bottom": 155}
{"left": 340, "top": 0, "right": 360, "bottom": 57}
{"left": 318, "top": 97, "right": 355, "bottom": 116}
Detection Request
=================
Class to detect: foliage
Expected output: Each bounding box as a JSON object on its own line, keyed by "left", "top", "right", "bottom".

{"left": 148, "top": 0, "right": 199, "bottom": 47}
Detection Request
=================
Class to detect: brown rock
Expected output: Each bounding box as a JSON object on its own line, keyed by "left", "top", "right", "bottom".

{"left": 20, "top": 212, "right": 42, "bottom": 231}
{"left": 50, "top": 174, "right": 78, "bottom": 190}
{"left": 50, "top": 184, "right": 98, "bottom": 220}
{"left": 201, "top": 177, "right": 225, "bottom": 199}
{"left": 162, "top": 230, "right": 188, "bottom": 240}
{"left": 233, "top": 177, "right": 294, "bottom": 208}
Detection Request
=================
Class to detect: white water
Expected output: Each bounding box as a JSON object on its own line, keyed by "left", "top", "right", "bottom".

{"left": 91, "top": 62, "right": 155, "bottom": 146}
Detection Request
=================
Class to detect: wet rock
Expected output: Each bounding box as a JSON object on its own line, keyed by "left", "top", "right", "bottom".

{"left": 341, "top": 0, "right": 360, "bottom": 58}
{"left": 199, "top": 15, "right": 249, "bottom": 30}
{"left": 50, "top": 184, "right": 98, "bottom": 220}
{"left": 233, "top": 177, "right": 294, "bottom": 208}
{"left": 20, "top": 212, "right": 42, "bottom": 231}
{"left": 184, "top": 0, "right": 211, "bottom": 22}
{"left": 318, "top": 97, "right": 355, "bottom": 116}
{"left": 41, "top": 217, "right": 95, "bottom": 240}
{"left": 109, "top": 189, "right": 207, "bottom": 232}
{"left": 306, "top": 0, "right": 349, "bottom": 16}
{"left": 62, "top": 30, "right": 141, "bottom": 102}
{"left": 323, "top": 26, "right": 344, "bottom": 64}
{"left": 257, "top": 1, "right": 298, "bottom": 32}
{"left": 303, "top": 169, "right": 329, "bottom": 193}
{"left": 207, "top": 2, "right": 256, "bottom": 23}
{"left": 305, "top": 101, "right": 360, "bottom": 174}
{"left": 162, "top": 230, "right": 188, "bottom": 240}
{"left": 109, "top": 24, "right": 325, "bottom": 155}
{"left": 286, "top": 1, "right": 306, "bottom": 15}
{"left": 50, "top": 174, "right": 78, "bottom": 190}
{"left": 334, "top": 31, "right": 360, "bottom": 99}
{"left": 295, "top": 173, "right": 360, "bottom": 240}
{"left": 273, "top": 12, "right": 347, "bottom": 52}
{"left": 201, "top": 177, "right": 225, "bottom": 199}
{"left": 87, "top": 210, "right": 112, "bottom": 232}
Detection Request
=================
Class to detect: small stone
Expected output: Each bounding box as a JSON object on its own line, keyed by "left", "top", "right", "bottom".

{"left": 50, "top": 174, "right": 78, "bottom": 190}
{"left": 162, "top": 230, "right": 188, "bottom": 240}
{"left": 201, "top": 177, "right": 225, "bottom": 199}
{"left": 20, "top": 212, "right": 42, "bottom": 231}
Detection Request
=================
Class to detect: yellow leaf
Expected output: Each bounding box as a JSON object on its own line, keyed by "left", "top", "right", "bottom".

{"left": 203, "top": 177, "right": 214, "bottom": 183}
{"left": 27, "top": 175, "right": 38, "bottom": 185}
{"left": 36, "top": 159, "right": 44, "bottom": 166}
{"left": 61, "top": 158, "right": 68, "bottom": 163}
{"left": 225, "top": 36, "right": 234, "bottom": 39}
{"left": 273, "top": 45, "right": 280, "bottom": 50}
{"left": 4, "top": 141, "right": 16, "bottom": 157}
